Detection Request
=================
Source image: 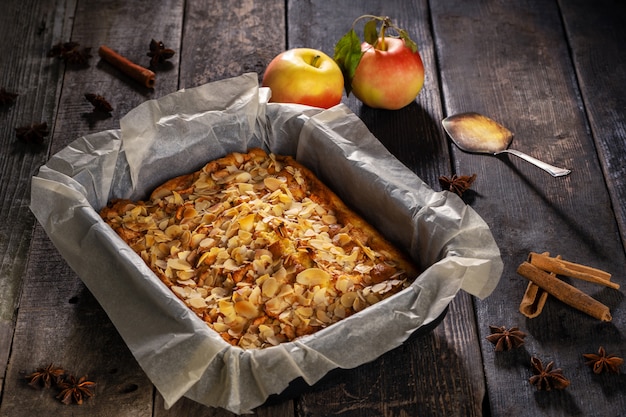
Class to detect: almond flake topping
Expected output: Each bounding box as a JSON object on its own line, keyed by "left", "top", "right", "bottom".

{"left": 101, "top": 149, "right": 417, "bottom": 349}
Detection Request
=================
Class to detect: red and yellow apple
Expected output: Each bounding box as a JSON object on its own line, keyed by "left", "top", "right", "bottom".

{"left": 262, "top": 48, "right": 344, "bottom": 109}
{"left": 351, "top": 37, "right": 424, "bottom": 110}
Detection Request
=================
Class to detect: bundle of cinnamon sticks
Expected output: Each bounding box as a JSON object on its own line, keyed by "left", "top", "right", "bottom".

{"left": 517, "top": 252, "right": 618, "bottom": 321}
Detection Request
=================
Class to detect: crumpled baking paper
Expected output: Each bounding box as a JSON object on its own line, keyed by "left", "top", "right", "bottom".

{"left": 30, "top": 73, "right": 502, "bottom": 414}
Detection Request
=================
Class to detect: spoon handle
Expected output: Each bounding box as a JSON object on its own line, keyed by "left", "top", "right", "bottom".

{"left": 497, "top": 149, "right": 571, "bottom": 177}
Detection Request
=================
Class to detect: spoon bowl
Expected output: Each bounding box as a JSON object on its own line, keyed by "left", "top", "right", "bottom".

{"left": 442, "top": 112, "right": 571, "bottom": 177}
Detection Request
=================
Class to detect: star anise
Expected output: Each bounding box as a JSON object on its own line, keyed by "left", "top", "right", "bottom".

{"left": 64, "top": 47, "right": 92, "bottom": 66}
{"left": 15, "top": 122, "right": 49, "bottom": 145}
{"left": 438, "top": 173, "right": 477, "bottom": 197}
{"left": 486, "top": 325, "right": 526, "bottom": 351}
{"left": 147, "top": 39, "right": 175, "bottom": 68}
{"left": 583, "top": 346, "right": 624, "bottom": 374}
{"left": 529, "top": 356, "right": 570, "bottom": 390}
{"left": 85, "top": 93, "right": 113, "bottom": 113}
{"left": 0, "top": 87, "right": 18, "bottom": 107}
{"left": 48, "top": 41, "right": 91, "bottom": 66}
{"left": 26, "top": 364, "right": 65, "bottom": 389}
{"left": 56, "top": 375, "right": 96, "bottom": 405}
{"left": 48, "top": 41, "right": 79, "bottom": 57}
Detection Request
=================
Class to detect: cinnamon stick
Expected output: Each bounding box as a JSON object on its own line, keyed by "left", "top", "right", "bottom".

{"left": 519, "top": 280, "right": 549, "bottom": 318}
{"left": 517, "top": 261, "right": 612, "bottom": 322}
{"left": 529, "top": 252, "right": 618, "bottom": 289}
{"left": 98, "top": 45, "right": 155, "bottom": 88}
{"left": 520, "top": 252, "right": 553, "bottom": 318}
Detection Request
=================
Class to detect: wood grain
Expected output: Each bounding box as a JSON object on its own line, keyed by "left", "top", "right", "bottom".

{"left": 154, "top": 1, "right": 293, "bottom": 415}
{"left": 0, "top": 0, "right": 76, "bottom": 395}
{"left": 431, "top": 0, "right": 626, "bottom": 415}
{"left": 287, "top": 0, "right": 451, "bottom": 188}
{"left": 1, "top": 227, "right": 153, "bottom": 417}
{"left": 179, "top": 0, "right": 285, "bottom": 88}
{"left": 295, "top": 294, "right": 483, "bottom": 417}
{"left": 50, "top": 0, "right": 184, "bottom": 155}
{"left": 2, "top": 0, "right": 183, "bottom": 416}
{"left": 287, "top": 1, "right": 484, "bottom": 416}
{"left": 155, "top": 394, "right": 295, "bottom": 417}
{"left": 559, "top": 0, "right": 626, "bottom": 250}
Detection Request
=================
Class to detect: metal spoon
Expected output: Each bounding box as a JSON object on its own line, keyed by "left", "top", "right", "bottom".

{"left": 442, "top": 112, "right": 571, "bottom": 177}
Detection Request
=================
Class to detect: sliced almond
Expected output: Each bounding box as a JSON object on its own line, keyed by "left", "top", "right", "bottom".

{"left": 168, "top": 258, "right": 192, "bottom": 271}
{"left": 296, "top": 268, "right": 330, "bottom": 287}
{"left": 235, "top": 300, "right": 259, "bottom": 319}
{"left": 261, "top": 277, "right": 280, "bottom": 298}
{"left": 264, "top": 176, "right": 284, "bottom": 191}
{"left": 101, "top": 149, "right": 416, "bottom": 350}
{"left": 237, "top": 213, "right": 255, "bottom": 232}
{"left": 188, "top": 297, "right": 208, "bottom": 309}
{"left": 340, "top": 291, "right": 358, "bottom": 308}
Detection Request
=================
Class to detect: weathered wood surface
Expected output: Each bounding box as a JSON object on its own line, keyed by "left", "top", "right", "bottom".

{"left": 431, "top": 1, "right": 626, "bottom": 416}
{"left": 0, "top": 0, "right": 74, "bottom": 396}
{"left": 287, "top": 2, "right": 485, "bottom": 417}
{"left": 1, "top": 0, "right": 625, "bottom": 416}
{"left": 559, "top": 0, "right": 626, "bottom": 250}
{"left": 2, "top": 0, "right": 183, "bottom": 416}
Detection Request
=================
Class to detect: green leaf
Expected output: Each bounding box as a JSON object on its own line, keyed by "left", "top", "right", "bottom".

{"left": 363, "top": 19, "right": 379, "bottom": 45}
{"left": 333, "top": 29, "right": 364, "bottom": 95}
{"left": 398, "top": 29, "right": 418, "bottom": 53}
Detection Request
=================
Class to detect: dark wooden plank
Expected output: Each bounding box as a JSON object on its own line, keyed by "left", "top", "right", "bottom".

{"left": 288, "top": 0, "right": 451, "bottom": 188}
{"left": 0, "top": 228, "right": 153, "bottom": 417}
{"left": 155, "top": 1, "right": 291, "bottom": 415}
{"left": 0, "top": 0, "right": 75, "bottom": 395}
{"left": 559, "top": 0, "right": 626, "bottom": 249}
{"left": 178, "top": 0, "right": 286, "bottom": 89}
{"left": 50, "top": 0, "right": 182, "bottom": 155}
{"left": 5, "top": 0, "right": 290, "bottom": 414}
{"left": 431, "top": 0, "right": 626, "bottom": 415}
{"left": 287, "top": 1, "right": 485, "bottom": 416}
{"left": 155, "top": 395, "right": 294, "bottom": 417}
{"left": 2, "top": 0, "right": 184, "bottom": 416}
{"left": 295, "top": 295, "right": 484, "bottom": 417}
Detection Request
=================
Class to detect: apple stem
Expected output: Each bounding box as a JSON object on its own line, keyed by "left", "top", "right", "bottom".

{"left": 310, "top": 54, "right": 321, "bottom": 68}
{"left": 379, "top": 23, "right": 388, "bottom": 51}
{"left": 350, "top": 14, "right": 416, "bottom": 52}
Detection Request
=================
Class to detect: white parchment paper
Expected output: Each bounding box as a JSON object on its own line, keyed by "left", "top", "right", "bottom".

{"left": 30, "top": 73, "right": 502, "bottom": 414}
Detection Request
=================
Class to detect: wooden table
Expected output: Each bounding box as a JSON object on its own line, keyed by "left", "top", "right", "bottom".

{"left": 1, "top": 0, "right": 625, "bottom": 416}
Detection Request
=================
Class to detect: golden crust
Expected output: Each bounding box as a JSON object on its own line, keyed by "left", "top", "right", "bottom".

{"left": 100, "top": 148, "right": 419, "bottom": 349}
